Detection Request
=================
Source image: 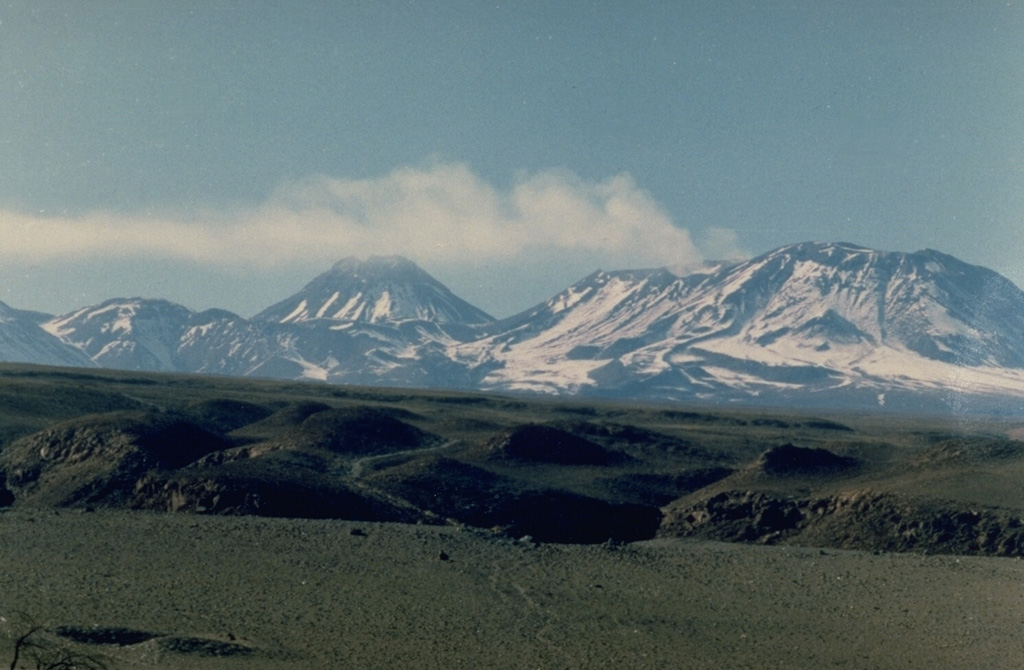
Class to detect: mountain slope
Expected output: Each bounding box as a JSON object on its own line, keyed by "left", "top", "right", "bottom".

{"left": 455, "top": 242, "right": 1024, "bottom": 410}
{"left": 0, "top": 300, "right": 95, "bottom": 368}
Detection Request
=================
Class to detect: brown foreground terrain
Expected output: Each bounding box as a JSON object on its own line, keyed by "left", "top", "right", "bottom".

{"left": 3, "top": 363, "right": 1024, "bottom": 667}
{"left": 2, "top": 509, "right": 1024, "bottom": 669}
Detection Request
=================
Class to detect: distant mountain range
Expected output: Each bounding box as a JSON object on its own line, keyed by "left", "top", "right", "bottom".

{"left": 4, "top": 242, "right": 1024, "bottom": 414}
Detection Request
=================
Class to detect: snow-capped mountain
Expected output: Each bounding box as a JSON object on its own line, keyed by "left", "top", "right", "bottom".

{"left": 39, "top": 257, "right": 494, "bottom": 385}
{"left": 454, "top": 242, "right": 1024, "bottom": 411}
{"left": 254, "top": 256, "right": 493, "bottom": 330}
{"left": 246, "top": 256, "right": 494, "bottom": 382}
{"left": 44, "top": 298, "right": 199, "bottom": 372}
{"left": 0, "top": 300, "right": 95, "bottom": 368}
{"left": 8, "top": 244, "right": 1024, "bottom": 414}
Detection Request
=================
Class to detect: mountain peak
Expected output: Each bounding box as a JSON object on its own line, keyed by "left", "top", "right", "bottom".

{"left": 330, "top": 255, "right": 421, "bottom": 275}
{"left": 765, "top": 240, "right": 879, "bottom": 262}
{"left": 255, "top": 257, "right": 493, "bottom": 327}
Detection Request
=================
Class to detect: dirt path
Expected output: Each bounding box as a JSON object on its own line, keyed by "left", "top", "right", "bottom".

{"left": 347, "top": 439, "right": 460, "bottom": 478}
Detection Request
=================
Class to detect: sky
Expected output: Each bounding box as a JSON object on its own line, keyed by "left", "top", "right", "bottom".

{"left": 1, "top": 2, "right": 1022, "bottom": 319}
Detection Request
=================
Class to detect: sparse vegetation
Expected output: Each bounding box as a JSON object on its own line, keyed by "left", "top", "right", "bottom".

{"left": 3, "top": 617, "right": 111, "bottom": 670}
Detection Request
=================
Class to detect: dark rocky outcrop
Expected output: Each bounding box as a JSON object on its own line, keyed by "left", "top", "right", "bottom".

{"left": 757, "top": 443, "right": 859, "bottom": 477}
{"left": 130, "top": 470, "right": 424, "bottom": 522}
{"left": 0, "top": 411, "right": 230, "bottom": 507}
{"left": 660, "top": 488, "right": 1024, "bottom": 558}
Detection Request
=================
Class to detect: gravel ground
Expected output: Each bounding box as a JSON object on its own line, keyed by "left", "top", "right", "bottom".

{"left": 2, "top": 509, "right": 1024, "bottom": 669}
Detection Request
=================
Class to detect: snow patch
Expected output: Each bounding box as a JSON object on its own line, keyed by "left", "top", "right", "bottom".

{"left": 370, "top": 291, "right": 393, "bottom": 322}
{"left": 332, "top": 293, "right": 365, "bottom": 320}
{"left": 281, "top": 300, "right": 308, "bottom": 323}
{"left": 316, "top": 292, "right": 340, "bottom": 318}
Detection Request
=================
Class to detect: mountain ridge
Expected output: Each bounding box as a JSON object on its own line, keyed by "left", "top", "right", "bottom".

{"left": 4, "top": 242, "right": 1024, "bottom": 413}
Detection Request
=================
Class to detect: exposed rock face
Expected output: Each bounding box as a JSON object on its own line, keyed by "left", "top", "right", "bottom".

{"left": 661, "top": 490, "right": 807, "bottom": 544}
{"left": 0, "top": 411, "right": 229, "bottom": 506}
{"left": 660, "top": 488, "right": 1024, "bottom": 557}
{"left": 129, "top": 472, "right": 424, "bottom": 522}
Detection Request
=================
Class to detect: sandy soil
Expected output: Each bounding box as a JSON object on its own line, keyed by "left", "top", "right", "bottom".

{"left": 2, "top": 510, "right": 1024, "bottom": 669}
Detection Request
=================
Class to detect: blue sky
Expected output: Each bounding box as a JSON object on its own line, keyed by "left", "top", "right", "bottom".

{"left": 1, "top": 2, "right": 1022, "bottom": 318}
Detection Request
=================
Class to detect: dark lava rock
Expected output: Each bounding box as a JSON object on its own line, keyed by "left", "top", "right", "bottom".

{"left": 661, "top": 487, "right": 1024, "bottom": 559}
{"left": 496, "top": 491, "right": 661, "bottom": 544}
{"left": 130, "top": 470, "right": 425, "bottom": 523}
{"left": 661, "top": 490, "right": 807, "bottom": 544}
{"left": 0, "top": 411, "right": 231, "bottom": 506}
{"left": 758, "top": 443, "right": 858, "bottom": 477}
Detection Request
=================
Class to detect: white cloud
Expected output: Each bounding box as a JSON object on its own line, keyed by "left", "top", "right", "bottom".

{"left": 696, "top": 227, "right": 750, "bottom": 262}
{"left": 0, "top": 163, "right": 715, "bottom": 272}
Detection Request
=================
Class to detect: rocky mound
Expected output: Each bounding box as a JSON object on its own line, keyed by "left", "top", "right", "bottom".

{"left": 660, "top": 488, "right": 1024, "bottom": 557}
{"left": 291, "top": 406, "right": 436, "bottom": 455}
{"left": 483, "top": 424, "right": 625, "bottom": 466}
{"left": 550, "top": 420, "right": 717, "bottom": 460}
{"left": 0, "top": 411, "right": 229, "bottom": 506}
{"left": 796, "top": 491, "right": 1024, "bottom": 555}
{"left": 757, "top": 443, "right": 858, "bottom": 477}
{"left": 237, "top": 401, "right": 333, "bottom": 434}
